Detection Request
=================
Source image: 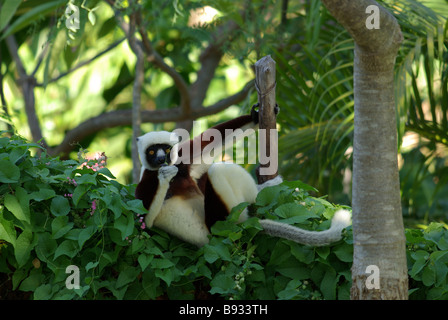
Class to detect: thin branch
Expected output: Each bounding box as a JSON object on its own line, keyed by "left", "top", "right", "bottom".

{"left": 35, "top": 37, "right": 126, "bottom": 86}
{"left": 31, "top": 38, "right": 50, "bottom": 77}
{"left": 50, "top": 80, "right": 254, "bottom": 157}
{"left": 135, "top": 14, "right": 191, "bottom": 115}
{"left": 0, "top": 46, "right": 13, "bottom": 132}
{"left": 128, "top": 5, "right": 145, "bottom": 183}
{"left": 31, "top": 17, "right": 57, "bottom": 77}
{"left": 5, "top": 34, "right": 47, "bottom": 148}
{"left": 190, "top": 20, "right": 239, "bottom": 109}
{"left": 108, "top": 1, "right": 191, "bottom": 116}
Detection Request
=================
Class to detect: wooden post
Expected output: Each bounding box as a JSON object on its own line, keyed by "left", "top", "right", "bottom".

{"left": 254, "top": 55, "right": 278, "bottom": 184}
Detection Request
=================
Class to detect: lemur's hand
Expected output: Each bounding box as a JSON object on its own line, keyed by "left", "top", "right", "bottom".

{"left": 158, "top": 165, "right": 178, "bottom": 183}
{"left": 251, "top": 103, "right": 280, "bottom": 124}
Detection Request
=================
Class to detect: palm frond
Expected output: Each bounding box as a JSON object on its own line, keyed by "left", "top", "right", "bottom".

{"left": 272, "top": 0, "right": 448, "bottom": 204}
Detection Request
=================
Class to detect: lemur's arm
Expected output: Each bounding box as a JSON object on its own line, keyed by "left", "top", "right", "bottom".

{"left": 137, "top": 166, "right": 178, "bottom": 228}
{"left": 177, "top": 105, "right": 261, "bottom": 164}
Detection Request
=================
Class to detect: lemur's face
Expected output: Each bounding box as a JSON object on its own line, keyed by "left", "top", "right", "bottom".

{"left": 137, "top": 131, "right": 179, "bottom": 171}
{"left": 145, "top": 144, "right": 172, "bottom": 169}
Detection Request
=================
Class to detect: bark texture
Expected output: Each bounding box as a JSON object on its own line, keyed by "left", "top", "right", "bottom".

{"left": 254, "top": 55, "right": 278, "bottom": 184}
{"left": 321, "top": 0, "right": 408, "bottom": 299}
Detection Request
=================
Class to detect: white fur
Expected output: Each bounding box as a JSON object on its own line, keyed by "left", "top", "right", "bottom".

{"left": 152, "top": 195, "right": 210, "bottom": 247}
{"left": 144, "top": 166, "right": 178, "bottom": 228}
{"left": 208, "top": 162, "right": 259, "bottom": 222}
{"left": 137, "top": 131, "right": 179, "bottom": 171}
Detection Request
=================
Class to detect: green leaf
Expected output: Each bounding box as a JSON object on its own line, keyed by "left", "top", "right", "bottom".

{"left": 273, "top": 203, "right": 315, "bottom": 224}
{"left": 210, "top": 220, "right": 240, "bottom": 237}
{"left": 98, "top": 167, "right": 116, "bottom": 179}
{"left": 113, "top": 212, "right": 134, "bottom": 240}
{"left": 204, "top": 246, "right": 219, "bottom": 264}
{"left": 116, "top": 266, "right": 140, "bottom": 288}
{"left": 19, "top": 269, "right": 43, "bottom": 292}
{"left": 209, "top": 274, "right": 235, "bottom": 294}
{"left": 4, "top": 190, "right": 30, "bottom": 224}
{"left": 78, "top": 225, "right": 96, "bottom": 249}
{"left": 124, "top": 199, "right": 147, "bottom": 215}
{"left": 50, "top": 196, "right": 71, "bottom": 216}
{"left": 155, "top": 267, "right": 180, "bottom": 286}
{"left": 422, "top": 265, "right": 435, "bottom": 286}
{"left": 34, "top": 284, "right": 53, "bottom": 300}
{"left": 75, "top": 173, "right": 97, "bottom": 185}
{"left": 0, "top": 160, "right": 20, "bottom": 183}
{"left": 320, "top": 268, "right": 337, "bottom": 300}
{"left": 333, "top": 244, "right": 353, "bottom": 263}
{"left": 88, "top": 11, "right": 96, "bottom": 26}
{"left": 276, "top": 259, "right": 310, "bottom": 280}
{"left": 315, "top": 246, "right": 330, "bottom": 260}
{"left": 207, "top": 238, "right": 232, "bottom": 261}
{"left": 85, "top": 261, "right": 99, "bottom": 272}
{"left": 436, "top": 235, "right": 448, "bottom": 251}
{"left": 54, "top": 240, "right": 78, "bottom": 259}
{"left": 409, "top": 256, "right": 428, "bottom": 277}
{"left": 30, "top": 187, "right": 56, "bottom": 201}
{"left": 15, "top": 229, "right": 34, "bottom": 267}
{"left": 51, "top": 216, "right": 74, "bottom": 239}
{"left": 277, "top": 279, "right": 303, "bottom": 300}
{"left": 0, "top": 213, "right": 16, "bottom": 246}
{"left": 282, "top": 180, "right": 318, "bottom": 192}
{"left": 255, "top": 184, "right": 290, "bottom": 207}
{"left": 72, "top": 184, "right": 90, "bottom": 206}
{"left": 288, "top": 242, "right": 315, "bottom": 264}
{"left": 434, "top": 261, "right": 448, "bottom": 287}
{"left": 1, "top": 0, "right": 67, "bottom": 40}
{"left": 138, "top": 254, "right": 154, "bottom": 272}
{"left": 0, "top": 0, "right": 22, "bottom": 31}
{"left": 35, "top": 233, "right": 57, "bottom": 263}
{"left": 151, "top": 258, "right": 175, "bottom": 269}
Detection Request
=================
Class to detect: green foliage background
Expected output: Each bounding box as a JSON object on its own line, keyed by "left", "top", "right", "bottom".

{"left": 0, "top": 0, "right": 448, "bottom": 300}
{"left": 1, "top": 133, "right": 448, "bottom": 300}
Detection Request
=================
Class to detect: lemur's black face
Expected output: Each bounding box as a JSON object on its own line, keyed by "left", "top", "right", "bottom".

{"left": 145, "top": 144, "right": 173, "bottom": 169}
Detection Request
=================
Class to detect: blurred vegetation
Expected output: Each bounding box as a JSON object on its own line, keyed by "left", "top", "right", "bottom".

{"left": 0, "top": 0, "right": 447, "bottom": 226}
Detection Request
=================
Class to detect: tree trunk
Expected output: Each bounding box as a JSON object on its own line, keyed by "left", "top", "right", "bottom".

{"left": 321, "top": 0, "right": 408, "bottom": 299}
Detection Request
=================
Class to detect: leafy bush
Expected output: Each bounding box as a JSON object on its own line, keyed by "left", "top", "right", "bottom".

{"left": 406, "top": 223, "right": 448, "bottom": 300}
{"left": 0, "top": 132, "right": 353, "bottom": 300}
{"left": 1, "top": 132, "right": 448, "bottom": 300}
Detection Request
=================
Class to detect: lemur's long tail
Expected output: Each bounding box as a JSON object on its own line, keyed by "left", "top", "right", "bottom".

{"left": 259, "top": 209, "right": 352, "bottom": 246}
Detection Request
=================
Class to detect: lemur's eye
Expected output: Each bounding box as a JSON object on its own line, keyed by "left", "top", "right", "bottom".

{"left": 148, "top": 150, "right": 155, "bottom": 155}
{"left": 166, "top": 148, "right": 171, "bottom": 153}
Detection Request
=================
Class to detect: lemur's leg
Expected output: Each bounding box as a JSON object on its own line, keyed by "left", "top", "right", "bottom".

{"left": 154, "top": 196, "right": 210, "bottom": 247}
{"left": 207, "top": 162, "right": 258, "bottom": 223}
{"left": 144, "top": 166, "right": 178, "bottom": 228}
